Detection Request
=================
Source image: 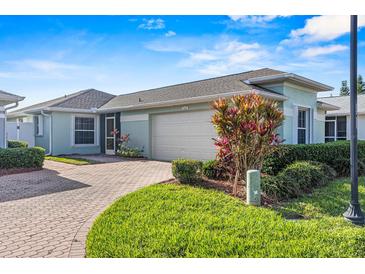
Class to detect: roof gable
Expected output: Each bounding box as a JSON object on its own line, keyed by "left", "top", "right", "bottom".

{"left": 9, "top": 89, "right": 115, "bottom": 117}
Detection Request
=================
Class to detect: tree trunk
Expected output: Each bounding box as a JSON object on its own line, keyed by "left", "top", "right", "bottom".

{"left": 233, "top": 169, "right": 240, "bottom": 196}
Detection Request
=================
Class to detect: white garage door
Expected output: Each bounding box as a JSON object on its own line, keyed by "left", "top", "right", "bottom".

{"left": 151, "top": 110, "right": 217, "bottom": 161}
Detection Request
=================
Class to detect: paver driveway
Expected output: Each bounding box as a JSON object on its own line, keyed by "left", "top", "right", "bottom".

{"left": 0, "top": 159, "right": 172, "bottom": 258}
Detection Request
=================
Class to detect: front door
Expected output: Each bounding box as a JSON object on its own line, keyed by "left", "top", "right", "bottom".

{"left": 105, "top": 116, "right": 115, "bottom": 155}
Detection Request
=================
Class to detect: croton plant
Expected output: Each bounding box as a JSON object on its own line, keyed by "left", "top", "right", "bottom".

{"left": 211, "top": 93, "right": 284, "bottom": 196}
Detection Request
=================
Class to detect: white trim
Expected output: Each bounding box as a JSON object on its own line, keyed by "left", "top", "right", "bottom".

{"left": 121, "top": 114, "right": 148, "bottom": 122}
{"left": 0, "top": 113, "right": 5, "bottom": 119}
{"left": 98, "top": 90, "right": 288, "bottom": 113}
{"left": 71, "top": 114, "right": 98, "bottom": 147}
{"left": 25, "top": 107, "right": 98, "bottom": 115}
{"left": 292, "top": 105, "right": 298, "bottom": 144}
{"left": 105, "top": 116, "right": 116, "bottom": 155}
{"left": 309, "top": 108, "right": 314, "bottom": 143}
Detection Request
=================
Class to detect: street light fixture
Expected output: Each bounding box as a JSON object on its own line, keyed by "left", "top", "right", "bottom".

{"left": 343, "top": 15, "right": 365, "bottom": 225}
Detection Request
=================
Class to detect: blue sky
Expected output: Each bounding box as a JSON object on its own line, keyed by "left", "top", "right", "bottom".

{"left": 1, "top": 15, "right": 365, "bottom": 107}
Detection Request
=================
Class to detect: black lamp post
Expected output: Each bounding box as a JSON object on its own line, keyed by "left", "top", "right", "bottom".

{"left": 343, "top": 15, "right": 365, "bottom": 225}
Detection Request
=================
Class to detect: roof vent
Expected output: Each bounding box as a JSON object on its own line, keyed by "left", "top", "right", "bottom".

{"left": 138, "top": 97, "right": 142, "bottom": 102}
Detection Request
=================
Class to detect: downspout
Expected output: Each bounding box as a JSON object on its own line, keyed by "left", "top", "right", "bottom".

{"left": 3, "top": 102, "right": 19, "bottom": 148}
{"left": 41, "top": 110, "right": 52, "bottom": 156}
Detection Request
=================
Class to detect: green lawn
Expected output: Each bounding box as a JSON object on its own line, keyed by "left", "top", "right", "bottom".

{"left": 279, "top": 177, "right": 365, "bottom": 218}
{"left": 45, "top": 156, "right": 96, "bottom": 165}
{"left": 86, "top": 179, "right": 365, "bottom": 258}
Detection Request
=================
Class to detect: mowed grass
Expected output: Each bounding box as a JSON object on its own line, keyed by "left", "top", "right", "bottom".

{"left": 86, "top": 181, "right": 365, "bottom": 258}
{"left": 45, "top": 156, "right": 95, "bottom": 165}
{"left": 280, "top": 177, "right": 365, "bottom": 218}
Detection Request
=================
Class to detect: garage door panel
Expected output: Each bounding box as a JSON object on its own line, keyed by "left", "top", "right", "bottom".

{"left": 152, "top": 110, "right": 217, "bottom": 161}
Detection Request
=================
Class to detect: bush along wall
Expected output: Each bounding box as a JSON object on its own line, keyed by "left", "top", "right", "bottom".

{"left": 262, "top": 141, "right": 365, "bottom": 177}
{"left": 0, "top": 147, "right": 45, "bottom": 169}
{"left": 7, "top": 140, "right": 28, "bottom": 148}
{"left": 261, "top": 161, "right": 336, "bottom": 201}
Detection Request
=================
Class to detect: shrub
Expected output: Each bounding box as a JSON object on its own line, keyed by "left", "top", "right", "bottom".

{"left": 202, "top": 160, "right": 225, "bottom": 180}
{"left": 172, "top": 159, "right": 203, "bottom": 184}
{"left": 115, "top": 133, "right": 144, "bottom": 158}
{"left": 262, "top": 161, "right": 336, "bottom": 201}
{"left": 0, "top": 147, "right": 45, "bottom": 169}
{"left": 212, "top": 93, "right": 284, "bottom": 195}
{"left": 262, "top": 141, "right": 365, "bottom": 176}
{"left": 7, "top": 140, "right": 28, "bottom": 148}
{"left": 117, "top": 146, "right": 143, "bottom": 158}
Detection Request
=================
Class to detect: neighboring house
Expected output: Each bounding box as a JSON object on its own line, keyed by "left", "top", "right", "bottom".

{"left": 9, "top": 68, "right": 336, "bottom": 160}
{"left": 0, "top": 90, "right": 25, "bottom": 148}
{"left": 7, "top": 89, "right": 115, "bottom": 155}
{"left": 319, "top": 94, "right": 365, "bottom": 142}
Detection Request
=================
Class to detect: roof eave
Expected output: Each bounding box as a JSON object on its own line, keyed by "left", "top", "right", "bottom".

{"left": 245, "top": 73, "right": 334, "bottom": 92}
{"left": 0, "top": 95, "right": 25, "bottom": 104}
{"left": 317, "top": 101, "right": 341, "bottom": 111}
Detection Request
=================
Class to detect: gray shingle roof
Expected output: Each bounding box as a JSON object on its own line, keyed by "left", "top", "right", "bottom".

{"left": 99, "top": 68, "right": 286, "bottom": 110}
{"left": 0, "top": 90, "right": 24, "bottom": 102}
{"left": 9, "top": 89, "right": 115, "bottom": 117}
{"left": 319, "top": 94, "right": 365, "bottom": 115}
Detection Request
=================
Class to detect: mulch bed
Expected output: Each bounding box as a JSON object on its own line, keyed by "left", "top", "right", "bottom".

{"left": 0, "top": 167, "right": 42, "bottom": 177}
{"left": 165, "top": 178, "right": 275, "bottom": 205}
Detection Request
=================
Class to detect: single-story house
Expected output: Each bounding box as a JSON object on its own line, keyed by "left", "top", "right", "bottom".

{"left": 0, "top": 90, "right": 25, "bottom": 148}
{"left": 319, "top": 94, "right": 365, "bottom": 142}
{"left": 8, "top": 68, "right": 338, "bottom": 160}
{"left": 7, "top": 89, "right": 115, "bottom": 155}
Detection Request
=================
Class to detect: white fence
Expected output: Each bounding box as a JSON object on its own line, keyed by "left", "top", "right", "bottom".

{"left": 6, "top": 122, "right": 35, "bottom": 147}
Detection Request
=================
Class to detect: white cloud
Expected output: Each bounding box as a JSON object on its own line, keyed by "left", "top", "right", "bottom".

{"left": 286, "top": 15, "right": 365, "bottom": 44}
{"left": 146, "top": 35, "right": 266, "bottom": 75}
{"left": 300, "top": 44, "right": 348, "bottom": 58}
{"left": 2, "top": 59, "right": 91, "bottom": 79}
{"left": 138, "top": 18, "right": 165, "bottom": 30}
{"left": 165, "top": 30, "right": 176, "bottom": 37}
{"left": 23, "top": 59, "right": 82, "bottom": 72}
{"left": 228, "top": 15, "right": 281, "bottom": 23}
{"left": 179, "top": 39, "right": 266, "bottom": 75}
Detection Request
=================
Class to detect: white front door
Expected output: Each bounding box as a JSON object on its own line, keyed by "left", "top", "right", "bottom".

{"left": 105, "top": 116, "right": 115, "bottom": 155}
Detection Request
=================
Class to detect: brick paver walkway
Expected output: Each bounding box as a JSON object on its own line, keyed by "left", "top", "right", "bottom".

{"left": 0, "top": 159, "right": 172, "bottom": 258}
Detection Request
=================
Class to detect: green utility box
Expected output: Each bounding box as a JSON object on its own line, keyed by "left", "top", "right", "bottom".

{"left": 246, "top": 170, "right": 261, "bottom": 206}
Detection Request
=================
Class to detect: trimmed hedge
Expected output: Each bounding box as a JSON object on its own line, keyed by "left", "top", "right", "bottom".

{"left": 262, "top": 161, "right": 336, "bottom": 201}
{"left": 0, "top": 147, "right": 45, "bottom": 169}
{"left": 7, "top": 140, "right": 28, "bottom": 148}
{"left": 262, "top": 141, "right": 365, "bottom": 177}
{"left": 172, "top": 159, "right": 203, "bottom": 184}
{"left": 202, "top": 160, "right": 226, "bottom": 180}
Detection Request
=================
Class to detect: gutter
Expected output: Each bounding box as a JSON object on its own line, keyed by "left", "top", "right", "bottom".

{"left": 41, "top": 110, "right": 52, "bottom": 156}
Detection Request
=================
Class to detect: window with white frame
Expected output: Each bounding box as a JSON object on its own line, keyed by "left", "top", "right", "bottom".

{"left": 297, "top": 108, "right": 309, "bottom": 144}
{"left": 325, "top": 116, "right": 347, "bottom": 142}
{"left": 74, "top": 116, "right": 95, "bottom": 145}
{"left": 34, "top": 115, "right": 43, "bottom": 136}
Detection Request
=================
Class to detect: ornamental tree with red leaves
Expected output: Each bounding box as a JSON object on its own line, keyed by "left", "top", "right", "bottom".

{"left": 211, "top": 93, "right": 284, "bottom": 196}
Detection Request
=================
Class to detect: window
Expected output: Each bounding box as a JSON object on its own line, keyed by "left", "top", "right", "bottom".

{"left": 35, "top": 115, "right": 43, "bottom": 136}
{"left": 297, "top": 109, "right": 308, "bottom": 144}
{"left": 336, "top": 116, "right": 347, "bottom": 140}
{"left": 325, "top": 116, "right": 347, "bottom": 142}
{"left": 74, "top": 117, "right": 95, "bottom": 145}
